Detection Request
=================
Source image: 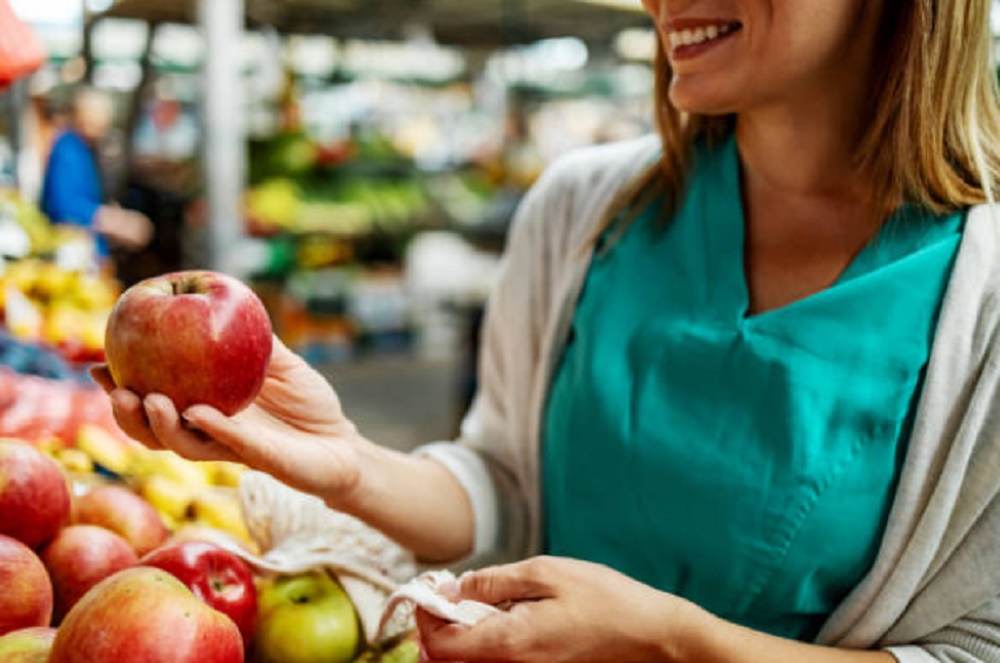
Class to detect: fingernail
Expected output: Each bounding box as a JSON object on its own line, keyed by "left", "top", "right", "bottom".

{"left": 180, "top": 411, "right": 200, "bottom": 430}
{"left": 110, "top": 391, "right": 126, "bottom": 409}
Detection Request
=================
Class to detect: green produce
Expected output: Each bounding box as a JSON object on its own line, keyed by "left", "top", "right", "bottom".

{"left": 353, "top": 639, "right": 420, "bottom": 663}
{"left": 253, "top": 571, "right": 361, "bottom": 663}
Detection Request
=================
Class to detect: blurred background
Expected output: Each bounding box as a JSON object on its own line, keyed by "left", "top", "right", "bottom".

{"left": 4, "top": 1, "right": 999, "bottom": 454}
{"left": 0, "top": 0, "right": 656, "bottom": 453}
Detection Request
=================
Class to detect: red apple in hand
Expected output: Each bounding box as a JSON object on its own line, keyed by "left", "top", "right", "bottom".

{"left": 41, "top": 525, "right": 138, "bottom": 622}
{"left": 50, "top": 567, "right": 243, "bottom": 663}
{"left": 104, "top": 270, "right": 273, "bottom": 416}
{"left": 141, "top": 540, "right": 258, "bottom": 647}
{"left": 74, "top": 485, "right": 169, "bottom": 556}
{"left": 0, "top": 440, "right": 71, "bottom": 549}
{"left": 0, "top": 627, "right": 57, "bottom": 662}
{"left": 0, "top": 535, "right": 52, "bottom": 636}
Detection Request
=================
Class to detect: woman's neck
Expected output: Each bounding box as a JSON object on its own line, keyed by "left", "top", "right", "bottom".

{"left": 734, "top": 11, "right": 883, "bottom": 206}
{"left": 735, "top": 100, "right": 869, "bottom": 204}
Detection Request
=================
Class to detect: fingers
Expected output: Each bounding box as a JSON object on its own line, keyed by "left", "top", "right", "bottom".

{"left": 106, "top": 388, "right": 241, "bottom": 463}
{"left": 89, "top": 364, "right": 116, "bottom": 393}
{"left": 416, "top": 606, "right": 522, "bottom": 663}
{"left": 457, "top": 558, "right": 555, "bottom": 605}
{"left": 181, "top": 404, "right": 265, "bottom": 466}
{"left": 415, "top": 610, "right": 477, "bottom": 663}
{"left": 418, "top": 557, "right": 558, "bottom": 661}
{"left": 109, "top": 389, "right": 162, "bottom": 450}
{"left": 96, "top": 363, "right": 251, "bottom": 464}
{"left": 143, "top": 395, "right": 240, "bottom": 463}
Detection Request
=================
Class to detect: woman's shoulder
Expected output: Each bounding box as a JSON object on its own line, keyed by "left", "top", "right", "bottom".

{"left": 512, "top": 134, "right": 662, "bottom": 251}
{"left": 536, "top": 134, "right": 662, "bottom": 201}
{"left": 954, "top": 204, "right": 1000, "bottom": 304}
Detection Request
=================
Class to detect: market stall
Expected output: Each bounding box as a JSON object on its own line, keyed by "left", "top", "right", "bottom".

{"left": 0, "top": 1, "right": 653, "bottom": 660}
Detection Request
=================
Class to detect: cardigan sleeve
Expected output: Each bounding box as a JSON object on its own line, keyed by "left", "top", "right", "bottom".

{"left": 885, "top": 597, "right": 1000, "bottom": 662}
{"left": 413, "top": 160, "right": 573, "bottom": 568}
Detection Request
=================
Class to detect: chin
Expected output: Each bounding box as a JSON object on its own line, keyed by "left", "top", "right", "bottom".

{"left": 664, "top": 57, "right": 749, "bottom": 116}
{"left": 668, "top": 81, "right": 741, "bottom": 116}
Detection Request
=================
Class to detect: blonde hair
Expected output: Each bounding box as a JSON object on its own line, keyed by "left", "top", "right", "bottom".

{"left": 649, "top": 0, "right": 1000, "bottom": 215}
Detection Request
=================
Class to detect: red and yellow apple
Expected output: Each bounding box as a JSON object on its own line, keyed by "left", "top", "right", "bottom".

{"left": 253, "top": 571, "right": 361, "bottom": 663}
{"left": 104, "top": 270, "right": 273, "bottom": 416}
{"left": 49, "top": 567, "right": 244, "bottom": 663}
{"left": 0, "top": 440, "right": 71, "bottom": 549}
{"left": 73, "top": 485, "right": 169, "bottom": 556}
{"left": 0, "top": 535, "right": 52, "bottom": 636}
{"left": 141, "top": 540, "right": 258, "bottom": 647}
{"left": 0, "top": 626, "right": 57, "bottom": 662}
{"left": 40, "top": 525, "right": 138, "bottom": 622}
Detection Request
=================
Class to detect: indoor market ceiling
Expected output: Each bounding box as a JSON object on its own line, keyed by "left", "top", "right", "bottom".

{"left": 97, "top": 0, "right": 650, "bottom": 47}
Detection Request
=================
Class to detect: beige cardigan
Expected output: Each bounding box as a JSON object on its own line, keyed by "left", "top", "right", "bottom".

{"left": 417, "top": 135, "right": 1000, "bottom": 661}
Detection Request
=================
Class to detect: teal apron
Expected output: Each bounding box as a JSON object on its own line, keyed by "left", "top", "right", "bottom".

{"left": 542, "top": 135, "right": 964, "bottom": 640}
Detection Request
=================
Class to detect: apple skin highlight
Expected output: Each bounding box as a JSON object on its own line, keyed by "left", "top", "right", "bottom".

{"left": 104, "top": 270, "right": 273, "bottom": 417}
{"left": 49, "top": 567, "right": 244, "bottom": 663}
{"left": 141, "top": 540, "right": 258, "bottom": 648}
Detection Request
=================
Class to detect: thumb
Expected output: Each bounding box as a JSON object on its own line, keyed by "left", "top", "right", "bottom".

{"left": 457, "top": 559, "right": 555, "bottom": 606}
{"left": 182, "top": 404, "right": 258, "bottom": 460}
{"left": 266, "top": 334, "right": 306, "bottom": 373}
{"left": 88, "top": 364, "right": 116, "bottom": 393}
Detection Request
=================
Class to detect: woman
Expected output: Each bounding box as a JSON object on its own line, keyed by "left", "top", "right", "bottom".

{"left": 96, "top": 0, "right": 1000, "bottom": 660}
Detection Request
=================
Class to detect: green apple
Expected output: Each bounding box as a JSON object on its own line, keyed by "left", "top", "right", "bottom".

{"left": 353, "top": 639, "right": 419, "bottom": 663}
{"left": 253, "top": 572, "right": 361, "bottom": 663}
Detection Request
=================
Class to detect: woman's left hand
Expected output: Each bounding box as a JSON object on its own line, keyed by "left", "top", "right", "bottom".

{"left": 416, "top": 556, "right": 701, "bottom": 663}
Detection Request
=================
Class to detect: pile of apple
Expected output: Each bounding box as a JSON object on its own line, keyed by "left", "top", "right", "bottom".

{"left": 0, "top": 439, "right": 419, "bottom": 662}
{"left": 1, "top": 270, "right": 422, "bottom": 661}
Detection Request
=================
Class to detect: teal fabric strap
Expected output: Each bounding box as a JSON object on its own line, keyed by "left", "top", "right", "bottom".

{"left": 541, "top": 135, "right": 964, "bottom": 641}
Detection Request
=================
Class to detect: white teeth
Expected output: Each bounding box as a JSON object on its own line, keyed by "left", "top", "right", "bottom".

{"left": 669, "top": 22, "right": 735, "bottom": 49}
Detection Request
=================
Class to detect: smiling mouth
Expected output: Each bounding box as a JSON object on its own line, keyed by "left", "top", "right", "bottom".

{"left": 667, "top": 21, "right": 743, "bottom": 51}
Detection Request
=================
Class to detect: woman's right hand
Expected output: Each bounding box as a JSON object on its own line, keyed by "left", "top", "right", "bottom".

{"left": 91, "top": 336, "right": 366, "bottom": 507}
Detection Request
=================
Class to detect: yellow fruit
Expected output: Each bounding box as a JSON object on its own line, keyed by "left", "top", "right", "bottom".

{"left": 42, "top": 303, "right": 87, "bottom": 346}
{"left": 80, "top": 311, "right": 109, "bottom": 351}
{"left": 30, "top": 436, "right": 67, "bottom": 456}
{"left": 76, "top": 425, "right": 135, "bottom": 474}
{"left": 68, "top": 273, "right": 117, "bottom": 310}
{"left": 131, "top": 450, "right": 213, "bottom": 488}
{"left": 189, "top": 491, "right": 250, "bottom": 542}
{"left": 34, "top": 263, "right": 73, "bottom": 301}
{"left": 55, "top": 448, "right": 94, "bottom": 474}
{"left": 140, "top": 475, "right": 196, "bottom": 523}
{"left": 208, "top": 461, "right": 248, "bottom": 488}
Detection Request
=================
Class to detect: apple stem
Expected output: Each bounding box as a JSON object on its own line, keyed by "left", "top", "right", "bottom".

{"left": 172, "top": 277, "right": 200, "bottom": 295}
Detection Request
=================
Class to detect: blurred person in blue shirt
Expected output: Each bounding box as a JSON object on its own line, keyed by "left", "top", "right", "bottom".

{"left": 40, "top": 87, "right": 153, "bottom": 261}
